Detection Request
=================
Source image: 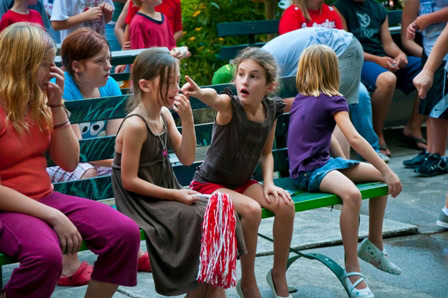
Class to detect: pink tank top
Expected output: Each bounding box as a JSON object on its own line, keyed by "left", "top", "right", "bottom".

{"left": 0, "top": 106, "right": 53, "bottom": 200}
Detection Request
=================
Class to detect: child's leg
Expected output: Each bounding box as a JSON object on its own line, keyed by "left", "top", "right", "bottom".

{"left": 205, "top": 285, "right": 226, "bottom": 298}
{"left": 40, "top": 192, "right": 140, "bottom": 291}
{"left": 371, "top": 71, "right": 396, "bottom": 151}
{"left": 319, "top": 170, "right": 365, "bottom": 288}
{"left": 216, "top": 188, "right": 262, "bottom": 298}
{"left": 185, "top": 284, "right": 207, "bottom": 298}
{"left": 85, "top": 280, "right": 118, "bottom": 298}
{"left": 243, "top": 183, "right": 295, "bottom": 297}
{"left": 340, "top": 162, "right": 387, "bottom": 249}
{"left": 0, "top": 212, "right": 63, "bottom": 297}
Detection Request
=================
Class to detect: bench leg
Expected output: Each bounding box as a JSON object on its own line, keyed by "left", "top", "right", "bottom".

{"left": 258, "top": 233, "right": 351, "bottom": 297}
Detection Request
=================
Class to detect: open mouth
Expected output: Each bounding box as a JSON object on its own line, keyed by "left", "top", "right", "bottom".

{"left": 240, "top": 88, "right": 250, "bottom": 96}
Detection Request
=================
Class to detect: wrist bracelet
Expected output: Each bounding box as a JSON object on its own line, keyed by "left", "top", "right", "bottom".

{"left": 53, "top": 120, "right": 71, "bottom": 130}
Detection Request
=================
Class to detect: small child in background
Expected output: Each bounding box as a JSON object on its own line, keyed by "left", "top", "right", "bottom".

{"left": 0, "top": 0, "right": 44, "bottom": 31}
{"left": 279, "top": 0, "right": 342, "bottom": 34}
{"left": 51, "top": 0, "right": 114, "bottom": 42}
{"left": 123, "top": 0, "right": 183, "bottom": 44}
{"left": 184, "top": 47, "right": 295, "bottom": 298}
{"left": 129, "top": 0, "right": 174, "bottom": 50}
{"left": 288, "top": 44, "right": 402, "bottom": 298}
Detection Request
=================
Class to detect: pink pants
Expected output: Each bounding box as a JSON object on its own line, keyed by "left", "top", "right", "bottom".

{"left": 0, "top": 192, "right": 140, "bottom": 298}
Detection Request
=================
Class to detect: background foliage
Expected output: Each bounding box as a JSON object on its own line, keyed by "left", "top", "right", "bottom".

{"left": 179, "top": 0, "right": 402, "bottom": 86}
{"left": 179, "top": 0, "right": 281, "bottom": 86}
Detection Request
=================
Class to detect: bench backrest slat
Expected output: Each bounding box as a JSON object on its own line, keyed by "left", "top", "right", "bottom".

{"left": 217, "top": 20, "right": 279, "bottom": 38}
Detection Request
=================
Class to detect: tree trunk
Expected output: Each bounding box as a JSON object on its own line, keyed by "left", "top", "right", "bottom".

{"left": 264, "top": 0, "right": 277, "bottom": 20}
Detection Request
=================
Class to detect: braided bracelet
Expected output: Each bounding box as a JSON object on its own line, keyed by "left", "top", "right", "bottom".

{"left": 53, "top": 120, "right": 71, "bottom": 130}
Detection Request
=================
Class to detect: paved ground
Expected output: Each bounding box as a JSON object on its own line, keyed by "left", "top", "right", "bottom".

{"left": 2, "top": 129, "right": 447, "bottom": 297}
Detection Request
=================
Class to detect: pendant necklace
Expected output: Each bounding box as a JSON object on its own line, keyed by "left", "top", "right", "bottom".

{"left": 139, "top": 105, "right": 168, "bottom": 157}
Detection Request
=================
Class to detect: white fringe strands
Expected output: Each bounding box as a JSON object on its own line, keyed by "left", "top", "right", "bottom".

{"left": 197, "top": 192, "right": 237, "bottom": 288}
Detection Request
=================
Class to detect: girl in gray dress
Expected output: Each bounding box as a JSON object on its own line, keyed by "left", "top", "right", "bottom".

{"left": 111, "top": 48, "right": 246, "bottom": 297}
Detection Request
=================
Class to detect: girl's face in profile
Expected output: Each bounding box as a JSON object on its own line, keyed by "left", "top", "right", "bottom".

{"left": 77, "top": 44, "right": 111, "bottom": 88}
{"left": 235, "top": 59, "right": 272, "bottom": 105}
{"left": 159, "top": 65, "right": 180, "bottom": 109}
{"left": 37, "top": 56, "right": 54, "bottom": 91}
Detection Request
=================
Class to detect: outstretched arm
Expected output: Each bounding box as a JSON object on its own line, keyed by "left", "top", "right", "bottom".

{"left": 334, "top": 111, "right": 401, "bottom": 197}
{"left": 181, "top": 75, "right": 233, "bottom": 124}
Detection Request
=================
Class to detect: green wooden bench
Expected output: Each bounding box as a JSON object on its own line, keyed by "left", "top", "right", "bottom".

{"left": 0, "top": 76, "right": 387, "bottom": 296}
{"left": 217, "top": 10, "right": 403, "bottom": 61}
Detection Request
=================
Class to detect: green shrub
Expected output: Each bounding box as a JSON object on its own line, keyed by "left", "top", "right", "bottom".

{"left": 180, "top": 0, "right": 281, "bottom": 86}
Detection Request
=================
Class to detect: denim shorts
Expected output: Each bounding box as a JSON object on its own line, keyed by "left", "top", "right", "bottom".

{"left": 294, "top": 157, "right": 360, "bottom": 192}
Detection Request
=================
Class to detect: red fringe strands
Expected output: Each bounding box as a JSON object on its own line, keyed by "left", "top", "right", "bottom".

{"left": 197, "top": 192, "right": 237, "bottom": 288}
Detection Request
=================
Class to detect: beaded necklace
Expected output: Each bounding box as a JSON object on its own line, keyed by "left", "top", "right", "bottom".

{"left": 139, "top": 104, "right": 168, "bottom": 157}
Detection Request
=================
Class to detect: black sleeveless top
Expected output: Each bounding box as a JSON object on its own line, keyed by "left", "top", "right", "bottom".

{"left": 194, "top": 89, "right": 285, "bottom": 188}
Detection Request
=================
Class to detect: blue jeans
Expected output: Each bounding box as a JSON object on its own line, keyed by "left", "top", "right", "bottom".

{"left": 349, "top": 83, "right": 380, "bottom": 152}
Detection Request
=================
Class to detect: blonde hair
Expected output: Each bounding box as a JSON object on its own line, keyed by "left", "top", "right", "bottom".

{"left": 233, "top": 47, "right": 279, "bottom": 95}
{"left": 129, "top": 48, "right": 179, "bottom": 111}
{"left": 0, "top": 23, "right": 55, "bottom": 134}
{"left": 293, "top": 0, "right": 322, "bottom": 22}
{"left": 296, "top": 44, "right": 341, "bottom": 97}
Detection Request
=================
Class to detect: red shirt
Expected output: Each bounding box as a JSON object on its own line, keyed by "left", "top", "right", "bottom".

{"left": 0, "top": 9, "right": 44, "bottom": 32}
{"left": 130, "top": 12, "right": 175, "bottom": 50}
{"left": 278, "top": 4, "right": 342, "bottom": 35}
{"left": 126, "top": 0, "right": 182, "bottom": 34}
{"left": 0, "top": 106, "right": 53, "bottom": 200}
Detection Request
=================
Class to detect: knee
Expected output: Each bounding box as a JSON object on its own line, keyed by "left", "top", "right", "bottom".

{"left": 342, "top": 188, "right": 362, "bottom": 209}
{"left": 80, "top": 167, "right": 98, "bottom": 179}
{"left": 112, "top": 216, "right": 140, "bottom": 247}
{"left": 376, "top": 72, "right": 396, "bottom": 90}
{"left": 238, "top": 200, "right": 262, "bottom": 225}
{"left": 23, "top": 243, "right": 63, "bottom": 276}
{"left": 273, "top": 199, "right": 295, "bottom": 219}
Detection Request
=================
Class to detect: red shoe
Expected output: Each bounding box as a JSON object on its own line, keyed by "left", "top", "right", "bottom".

{"left": 57, "top": 261, "right": 93, "bottom": 286}
{"left": 138, "top": 252, "right": 152, "bottom": 272}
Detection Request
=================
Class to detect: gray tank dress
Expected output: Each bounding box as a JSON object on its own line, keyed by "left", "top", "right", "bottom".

{"left": 194, "top": 89, "right": 286, "bottom": 188}
{"left": 111, "top": 114, "right": 246, "bottom": 296}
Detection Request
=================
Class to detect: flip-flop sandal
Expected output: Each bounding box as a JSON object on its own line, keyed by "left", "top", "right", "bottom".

{"left": 401, "top": 134, "right": 427, "bottom": 150}
{"left": 57, "top": 261, "right": 93, "bottom": 286}
{"left": 379, "top": 145, "right": 392, "bottom": 158}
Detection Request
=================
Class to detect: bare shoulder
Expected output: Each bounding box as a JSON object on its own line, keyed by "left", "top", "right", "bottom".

{"left": 120, "top": 115, "right": 148, "bottom": 136}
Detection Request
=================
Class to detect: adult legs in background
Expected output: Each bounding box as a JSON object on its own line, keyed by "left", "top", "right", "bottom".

{"left": 350, "top": 83, "right": 380, "bottom": 152}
